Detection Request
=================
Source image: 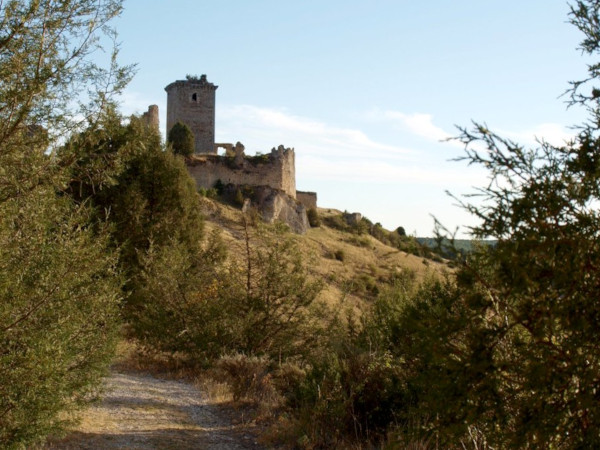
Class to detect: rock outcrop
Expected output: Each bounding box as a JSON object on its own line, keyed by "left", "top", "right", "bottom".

{"left": 243, "top": 186, "right": 309, "bottom": 234}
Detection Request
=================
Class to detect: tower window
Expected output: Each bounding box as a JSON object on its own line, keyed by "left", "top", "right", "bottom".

{"left": 191, "top": 93, "right": 197, "bottom": 101}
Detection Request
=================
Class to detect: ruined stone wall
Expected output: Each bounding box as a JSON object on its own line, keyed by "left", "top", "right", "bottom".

{"left": 296, "top": 191, "right": 317, "bottom": 209}
{"left": 142, "top": 105, "right": 159, "bottom": 130}
{"left": 165, "top": 75, "right": 217, "bottom": 154}
{"left": 187, "top": 146, "right": 296, "bottom": 198}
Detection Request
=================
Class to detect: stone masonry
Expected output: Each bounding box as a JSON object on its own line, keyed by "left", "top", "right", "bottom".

{"left": 187, "top": 144, "right": 296, "bottom": 198}
{"left": 165, "top": 75, "right": 217, "bottom": 154}
{"left": 142, "top": 105, "right": 159, "bottom": 130}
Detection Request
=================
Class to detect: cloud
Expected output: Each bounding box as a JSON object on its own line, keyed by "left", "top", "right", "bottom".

{"left": 380, "top": 111, "right": 452, "bottom": 141}
{"left": 297, "top": 155, "right": 482, "bottom": 186}
{"left": 217, "top": 104, "right": 414, "bottom": 159}
{"left": 499, "top": 123, "right": 575, "bottom": 147}
{"left": 215, "top": 104, "right": 485, "bottom": 188}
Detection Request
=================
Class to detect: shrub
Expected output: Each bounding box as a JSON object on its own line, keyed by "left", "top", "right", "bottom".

{"left": 234, "top": 187, "right": 245, "bottom": 206}
{"left": 293, "top": 349, "right": 407, "bottom": 448}
{"left": 216, "top": 354, "right": 279, "bottom": 403}
{"left": 307, "top": 208, "right": 320, "bottom": 227}
{"left": 334, "top": 249, "right": 346, "bottom": 262}
{"left": 0, "top": 184, "right": 122, "bottom": 447}
{"left": 167, "top": 121, "right": 195, "bottom": 156}
{"left": 131, "top": 224, "right": 324, "bottom": 361}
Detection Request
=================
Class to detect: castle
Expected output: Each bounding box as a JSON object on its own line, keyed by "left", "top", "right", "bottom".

{"left": 145, "top": 75, "right": 317, "bottom": 231}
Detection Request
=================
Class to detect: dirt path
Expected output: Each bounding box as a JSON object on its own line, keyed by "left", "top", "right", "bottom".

{"left": 46, "top": 371, "right": 263, "bottom": 449}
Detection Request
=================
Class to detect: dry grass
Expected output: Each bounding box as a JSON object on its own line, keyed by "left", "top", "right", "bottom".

{"left": 199, "top": 199, "right": 449, "bottom": 317}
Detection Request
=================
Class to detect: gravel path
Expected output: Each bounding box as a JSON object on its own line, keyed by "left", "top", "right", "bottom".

{"left": 47, "top": 371, "right": 263, "bottom": 449}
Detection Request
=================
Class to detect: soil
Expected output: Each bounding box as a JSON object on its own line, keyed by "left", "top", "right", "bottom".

{"left": 45, "top": 370, "right": 265, "bottom": 449}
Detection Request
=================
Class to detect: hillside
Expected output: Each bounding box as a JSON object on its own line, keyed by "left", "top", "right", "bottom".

{"left": 198, "top": 197, "right": 448, "bottom": 315}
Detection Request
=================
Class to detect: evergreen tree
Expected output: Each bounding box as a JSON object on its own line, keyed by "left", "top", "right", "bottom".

{"left": 168, "top": 121, "right": 195, "bottom": 156}
{"left": 0, "top": 1, "right": 130, "bottom": 446}
{"left": 385, "top": 1, "right": 600, "bottom": 447}
{"left": 62, "top": 112, "right": 205, "bottom": 318}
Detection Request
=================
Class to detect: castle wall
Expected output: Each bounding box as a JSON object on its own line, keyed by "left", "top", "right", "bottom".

{"left": 142, "top": 105, "right": 159, "bottom": 130}
{"left": 165, "top": 76, "right": 217, "bottom": 154}
{"left": 187, "top": 146, "right": 296, "bottom": 198}
{"left": 296, "top": 191, "right": 317, "bottom": 209}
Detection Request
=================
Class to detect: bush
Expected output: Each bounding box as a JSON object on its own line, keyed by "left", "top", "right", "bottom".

{"left": 63, "top": 113, "right": 205, "bottom": 320}
{"left": 293, "top": 348, "right": 408, "bottom": 448}
{"left": 334, "top": 249, "right": 346, "bottom": 262}
{"left": 234, "top": 187, "right": 245, "bottom": 206}
{"left": 0, "top": 182, "right": 122, "bottom": 447}
{"left": 216, "top": 354, "right": 279, "bottom": 403}
{"left": 167, "top": 121, "right": 195, "bottom": 156}
{"left": 307, "top": 208, "right": 320, "bottom": 227}
{"left": 0, "top": 0, "right": 128, "bottom": 446}
{"left": 131, "top": 224, "right": 324, "bottom": 361}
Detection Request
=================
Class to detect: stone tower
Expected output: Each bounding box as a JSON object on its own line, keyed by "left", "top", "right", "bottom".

{"left": 165, "top": 75, "right": 218, "bottom": 154}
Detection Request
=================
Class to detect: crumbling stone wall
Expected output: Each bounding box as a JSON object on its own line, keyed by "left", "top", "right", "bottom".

{"left": 187, "top": 145, "right": 296, "bottom": 198}
{"left": 142, "top": 105, "right": 159, "bottom": 130}
{"left": 296, "top": 191, "right": 317, "bottom": 209}
{"left": 165, "top": 75, "right": 217, "bottom": 154}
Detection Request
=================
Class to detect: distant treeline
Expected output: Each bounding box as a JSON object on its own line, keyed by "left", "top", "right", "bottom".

{"left": 416, "top": 237, "right": 497, "bottom": 259}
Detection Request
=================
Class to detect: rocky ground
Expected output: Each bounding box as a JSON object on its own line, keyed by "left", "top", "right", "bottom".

{"left": 46, "top": 370, "right": 264, "bottom": 449}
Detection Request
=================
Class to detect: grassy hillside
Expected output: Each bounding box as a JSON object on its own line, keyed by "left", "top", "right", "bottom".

{"left": 198, "top": 198, "right": 448, "bottom": 314}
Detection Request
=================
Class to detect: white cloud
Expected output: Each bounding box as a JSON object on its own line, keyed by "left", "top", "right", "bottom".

{"left": 499, "top": 123, "right": 575, "bottom": 147}
{"left": 297, "top": 155, "right": 482, "bottom": 186}
{"left": 381, "top": 111, "right": 451, "bottom": 141}
{"left": 217, "top": 104, "right": 414, "bottom": 159}
{"left": 215, "top": 104, "right": 485, "bottom": 189}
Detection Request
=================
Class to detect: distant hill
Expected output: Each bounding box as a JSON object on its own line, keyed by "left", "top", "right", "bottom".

{"left": 417, "top": 237, "right": 497, "bottom": 259}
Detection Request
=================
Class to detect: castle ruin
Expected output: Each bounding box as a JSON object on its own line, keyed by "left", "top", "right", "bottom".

{"left": 160, "top": 74, "right": 317, "bottom": 232}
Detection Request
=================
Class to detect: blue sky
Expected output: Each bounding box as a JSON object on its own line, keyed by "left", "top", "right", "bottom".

{"left": 113, "top": 1, "right": 588, "bottom": 237}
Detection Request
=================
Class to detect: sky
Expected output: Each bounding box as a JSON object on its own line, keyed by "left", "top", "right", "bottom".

{"left": 112, "top": 1, "right": 589, "bottom": 237}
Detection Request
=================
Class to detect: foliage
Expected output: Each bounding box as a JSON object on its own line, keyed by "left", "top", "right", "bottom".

{"left": 62, "top": 113, "right": 204, "bottom": 314}
{"left": 167, "top": 121, "right": 195, "bottom": 156}
{"left": 245, "top": 152, "right": 271, "bottom": 164}
{"left": 323, "top": 212, "right": 434, "bottom": 259}
{"left": 234, "top": 187, "right": 245, "bottom": 206}
{"left": 131, "top": 222, "right": 324, "bottom": 361}
{"left": 307, "top": 207, "right": 320, "bottom": 227}
{"left": 216, "top": 354, "right": 280, "bottom": 403}
{"left": 288, "top": 274, "right": 442, "bottom": 448}
{"left": 0, "top": 184, "right": 122, "bottom": 448}
{"left": 278, "top": 4, "right": 600, "bottom": 446}
{"left": 383, "top": 1, "right": 600, "bottom": 446}
{"left": 0, "top": 0, "right": 132, "bottom": 153}
{"left": 333, "top": 248, "right": 346, "bottom": 262}
{"left": 0, "top": 1, "right": 129, "bottom": 447}
{"left": 127, "top": 231, "right": 230, "bottom": 357}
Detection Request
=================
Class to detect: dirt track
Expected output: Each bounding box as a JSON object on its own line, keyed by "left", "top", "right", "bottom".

{"left": 46, "top": 371, "right": 263, "bottom": 449}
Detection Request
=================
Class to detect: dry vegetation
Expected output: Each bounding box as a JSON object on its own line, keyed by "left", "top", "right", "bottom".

{"left": 199, "top": 197, "right": 448, "bottom": 315}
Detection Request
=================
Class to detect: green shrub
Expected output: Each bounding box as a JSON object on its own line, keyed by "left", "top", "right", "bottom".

{"left": 0, "top": 0, "right": 129, "bottom": 445}
{"left": 167, "top": 121, "right": 195, "bottom": 156}
{"left": 131, "top": 225, "right": 324, "bottom": 361}
{"left": 216, "top": 354, "right": 278, "bottom": 403}
{"left": 214, "top": 179, "right": 225, "bottom": 195}
{"left": 307, "top": 207, "right": 320, "bottom": 227}
{"left": 234, "top": 188, "right": 245, "bottom": 206}
{"left": 0, "top": 183, "right": 122, "bottom": 448}
{"left": 323, "top": 214, "right": 349, "bottom": 231}
{"left": 293, "top": 349, "right": 408, "bottom": 448}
